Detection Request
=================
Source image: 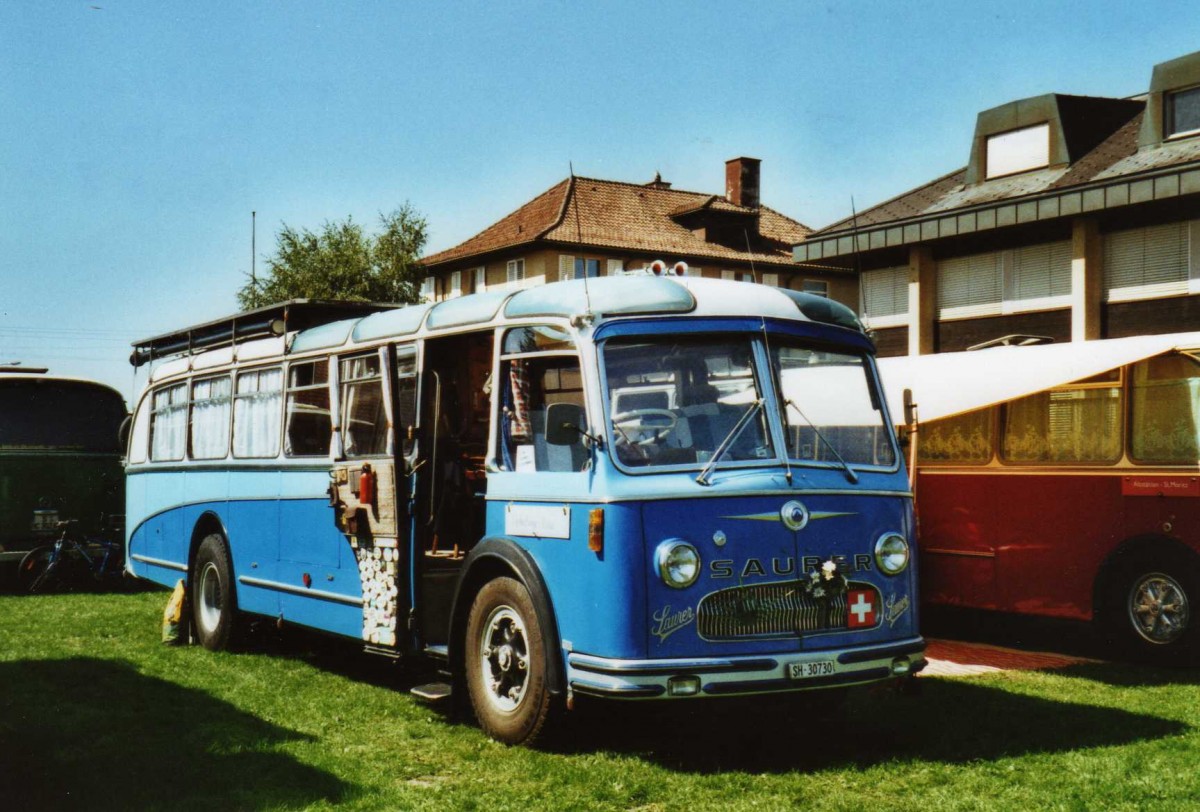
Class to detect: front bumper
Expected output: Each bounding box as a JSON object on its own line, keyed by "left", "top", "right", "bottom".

{"left": 566, "top": 637, "right": 926, "bottom": 699}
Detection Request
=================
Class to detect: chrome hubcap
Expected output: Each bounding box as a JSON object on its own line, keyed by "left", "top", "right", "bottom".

{"left": 1128, "top": 572, "right": 1189, "bottom": 645}
{"left": 478, "top": 605, "right": 529, "bottom": 713}
{"left": 197, "top": 561, "right": 223, "bottom": 634}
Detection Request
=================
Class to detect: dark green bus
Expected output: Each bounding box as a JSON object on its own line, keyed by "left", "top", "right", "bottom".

{"left": 0, "top": 371, "right": 127, "bottom": 565}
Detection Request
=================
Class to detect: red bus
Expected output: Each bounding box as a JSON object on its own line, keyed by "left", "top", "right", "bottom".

{"left": 879, "top": 331, "right": 1200, "bottom": 664}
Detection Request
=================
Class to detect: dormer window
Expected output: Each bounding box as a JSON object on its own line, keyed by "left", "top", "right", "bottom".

{"left": 986, "top": 123, "right": 1050, "bottom": 179}
{"left": 1166, "top": 86, "right": 1200, "bottom": 138}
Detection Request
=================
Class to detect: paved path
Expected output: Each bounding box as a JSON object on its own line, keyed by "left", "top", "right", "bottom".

{"left": 922, "top": 638, "right": 1099, "bottom": 677}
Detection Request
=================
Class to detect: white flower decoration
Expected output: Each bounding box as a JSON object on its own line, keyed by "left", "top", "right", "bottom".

{"left": 821, "top": 560, "right": 837, "bottom": 581}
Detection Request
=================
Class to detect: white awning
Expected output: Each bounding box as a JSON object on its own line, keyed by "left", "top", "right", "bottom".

{"left": 878, "top": 331, "right": 1200, "bottom": 424}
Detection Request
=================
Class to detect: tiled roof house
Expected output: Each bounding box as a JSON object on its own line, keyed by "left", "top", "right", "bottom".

{"left": 794, "top": 49, "right": 1200, "bottom": 356}
{"left": 420, "top": 159, "right": 851, "bottom": 304}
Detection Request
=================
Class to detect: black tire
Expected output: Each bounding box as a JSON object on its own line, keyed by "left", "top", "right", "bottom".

{"left": 191, "top": 533, "right": 238, "bottom": 651}
{"left": 1106, "top": 552, "right": 1197, "bottom": 665}
{"left": 18, "top": 546, "right": 58, "bottom": 593}
{"left": 464, "top": 577, "right": 556, "bottom": 745}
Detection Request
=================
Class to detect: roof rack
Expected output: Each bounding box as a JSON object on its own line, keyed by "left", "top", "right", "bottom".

{"left": 0, "top": 365, "right": 48, "bottom": 374}
{"left": 130, "top": 299, "right": 397, "bottom": 368}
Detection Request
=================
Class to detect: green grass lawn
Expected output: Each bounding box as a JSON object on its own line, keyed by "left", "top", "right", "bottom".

{"left": 1, "top": 588, "right": 1197, "bottom": 811}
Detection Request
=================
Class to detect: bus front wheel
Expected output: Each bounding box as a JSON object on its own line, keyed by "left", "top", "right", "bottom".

{"left": 192, "top": 534, "right": 238, "bottom": 652}
{"left": 464, "top": 577, "right": 555, "bottom": 745}
{"left": 1108, "top": 554, "right": 1197, "bottom": 665}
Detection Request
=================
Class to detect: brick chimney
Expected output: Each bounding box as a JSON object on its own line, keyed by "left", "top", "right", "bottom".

{"left": 725, "top": 157, "right": 761, "bottom": 209}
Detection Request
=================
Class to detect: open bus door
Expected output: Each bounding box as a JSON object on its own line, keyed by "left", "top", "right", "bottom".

{"left": 329, "top": 345, "right": 417, "bottom": 653}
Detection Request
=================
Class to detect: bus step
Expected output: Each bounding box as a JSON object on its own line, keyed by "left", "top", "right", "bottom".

{"left": 424, "top": 643, "right": 449, "bottom": 662}
{"left": 411, "top": 682, "right": 452, "bottom": 702}
{"left": 363, "top": 644, "right": 402, "bottom": 661}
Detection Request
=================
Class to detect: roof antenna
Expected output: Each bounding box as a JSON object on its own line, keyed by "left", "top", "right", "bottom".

{"left": 850, "top": 196, "right": 866, "bottom": 318}
{"left": 743, "top": 228, "right": 758, "bottom": 284}
{"left": 568, "top": 161, "right": 594, "bottom": 324}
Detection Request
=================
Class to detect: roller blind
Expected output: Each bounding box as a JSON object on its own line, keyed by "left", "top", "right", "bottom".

{"left": 862, "top": 266, "right": 908, "bottom": 318}
{"left": 938, "top": 252, "right": 1002, "bottom": 310}
{"left": 1010, "top": 240, "right": 1071, "bottom": 300}
{"left": 1105, "top": 222, "right": 1189, "bottom": 291}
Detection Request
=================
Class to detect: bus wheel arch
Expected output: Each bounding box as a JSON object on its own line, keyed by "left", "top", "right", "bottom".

{"left": 449, "top": 539, "right": 565, "bottom": 744}
{"left": 189, "top": 515, "right": 239, "bottom": 652}
{"left": 1094, "top": 535, "right": 1198, "bottom": 663}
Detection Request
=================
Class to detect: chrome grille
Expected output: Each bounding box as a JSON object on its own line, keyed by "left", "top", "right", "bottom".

{"left": 697, "top": 581, "right": 874, "bottom": 640}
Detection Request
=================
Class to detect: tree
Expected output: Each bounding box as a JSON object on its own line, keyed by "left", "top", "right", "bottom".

{"left": 238, "top": 204, "right": 428, "bottom": 309}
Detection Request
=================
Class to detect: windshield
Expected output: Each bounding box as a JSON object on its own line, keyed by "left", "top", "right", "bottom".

{"left": 771, "top": 343, "right": 896, "bottom": 468}
{"left": 602, "top": 337, "right": 772, "bottom": 469}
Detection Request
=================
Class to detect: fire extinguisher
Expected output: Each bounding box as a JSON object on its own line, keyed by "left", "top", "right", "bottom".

{"left": 358, "top": 463, "right": 375, "bottom": 505}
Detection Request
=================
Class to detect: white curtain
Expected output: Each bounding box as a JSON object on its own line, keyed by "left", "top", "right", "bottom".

{"left": 234, "top": 368, "right": 283, "bottom": 458}
{"left": 150, "top": 384, "right": 187, "bottom": 461}
{"left": 190, "top": 377, "right": 231, "bottom": 459}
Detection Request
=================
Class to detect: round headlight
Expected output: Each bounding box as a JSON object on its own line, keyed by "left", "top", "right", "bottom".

{"left": 656, "top": 540, "right": 701, "bottom": 588}
{"left": 875, "top": 532, "right": 910, "bottom": 575}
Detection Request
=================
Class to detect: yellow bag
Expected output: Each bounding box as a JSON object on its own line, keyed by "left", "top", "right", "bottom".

{"left": 161, "top": 579, "right": 188, "bottom": 645}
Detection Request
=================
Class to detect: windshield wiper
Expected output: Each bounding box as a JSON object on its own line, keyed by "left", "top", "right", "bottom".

{"left": 696, "top": 399, "right": 763, "bottom": 486}
{"left": 784, "top": 398, "right": 858, "bottom": 484}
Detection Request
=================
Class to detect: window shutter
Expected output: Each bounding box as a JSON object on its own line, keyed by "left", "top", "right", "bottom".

{"left": 559, "top": 255, "right": 574, "bottom": 282}
{"left": 938, "top": 251, "right": 1002, "bottom": 310}
{"left": 1105, "top": 222, "right": 1189, "bottom": 291}
{"left": 762, "top": 273, "right": 779, "bottom": 287}
{"left": 474, "top": 266, "right": 486, "bottom": 293}
{"left": 721, "top": 270, "right": 735, "bottom": 281}
{"left": 606, "top": 259, "right": 624, "bottom": 276}
{"left": 1010, "top": 240, "right": 1071, "bottom": 300}
{"left": 862, "top": 266, "right": 908, "bottom": 317}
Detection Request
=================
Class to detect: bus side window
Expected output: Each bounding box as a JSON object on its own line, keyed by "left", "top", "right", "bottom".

{"left": 340, "top": 354, "right": 388, "bottom": 458}
{"left": 1130, "top": 355, "right": 1200, "bottom": 464}
{"left": 919, "top": 408, "right": 994, "bottom": 464}
{"left": 498, "top": 355, "right": 587, "bottom": 473}
{"left": 285, "top": 360, "right": 331, "bottom": 457}
{"left": 128, "top": 396, "right": 151, "bottom": 464}
{"left": 190, "top": 375, "right": 232, "bottom": 460}
{"left": 233, "top": 367, "right": 283, "bottom": 459}
{"left": 149, "top": 383, "right": 188, "bottom": 462}
{"left": 396, "top": 352, "right": 418, "bottom": 457}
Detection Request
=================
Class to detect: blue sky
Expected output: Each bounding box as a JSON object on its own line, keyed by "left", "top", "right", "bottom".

{"left": 2, "top": 1, "right": 1198, "bottom": 399}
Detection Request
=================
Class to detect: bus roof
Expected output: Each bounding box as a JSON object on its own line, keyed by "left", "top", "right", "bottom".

{"left": 141, "top": 278, "right": 865, "bottom": 367}
{"left": 878, "top": 330, "right": 1200, "bottom": 423}
{"left": 297, "top": 276, "right": 861, "bottom": 351}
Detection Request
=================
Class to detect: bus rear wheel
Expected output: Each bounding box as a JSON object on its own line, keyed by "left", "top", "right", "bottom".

{"left": 464, "top": 577, "right": 555, "bottom": 745}
{"left": 1108, "top": 554, "right": 1197, "bottom": 665}
{"left": 192, "top": 534, "right": 238, "bottom": 651}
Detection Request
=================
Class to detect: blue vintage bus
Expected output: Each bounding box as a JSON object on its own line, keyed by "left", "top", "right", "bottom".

{"left": 125, "top": 277, "right": 924, "bottom": 744}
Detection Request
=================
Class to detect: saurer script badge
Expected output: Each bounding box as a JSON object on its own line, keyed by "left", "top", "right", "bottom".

{"left": 652, "top": 605, "right": 695, "bottom": 642}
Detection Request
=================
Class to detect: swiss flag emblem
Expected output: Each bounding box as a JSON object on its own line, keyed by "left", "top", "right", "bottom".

{"left": 847, "top": 589, "right": 877, "bottom": 628}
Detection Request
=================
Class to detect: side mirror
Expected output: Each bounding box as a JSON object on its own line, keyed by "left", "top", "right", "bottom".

{"left": 903, "top": 388, "right": 916, "bottom": 427}
{"left": 545, "top": 402, "right": 584, "bottom": 446}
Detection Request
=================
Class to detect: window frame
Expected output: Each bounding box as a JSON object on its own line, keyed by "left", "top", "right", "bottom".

{"left": 998, "top": 370, "right": 1125, "bottom": 466}
{"left": 188, "top": 374, "right": 233, "bottom": 461}
{"left": 1166, "top": 85, "right": 1200, "bottom": 140}
{"left": 496, "top": 325, "right": 587, "bottom": 474}
{"left": 338, "top": 350, "right": 390, "bottom": 460}
{"left": 506, "top": 258, "right": 526, "bottom": 286}
{"left": 985, "top": 122, "right": 1051, "bottom": 179}
{"left": 149, "top": 382, "right": 189, "bottom": 462}
{"left": 232, "top": 365, "right": 285, "bottom": 460}
{"left": 284, "top": 358, "right": 333, "bottom": 458}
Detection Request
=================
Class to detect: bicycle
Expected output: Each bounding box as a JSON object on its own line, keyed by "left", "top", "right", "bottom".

{"left": 18, "top": 519, "right": 125, "bottom": 594}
